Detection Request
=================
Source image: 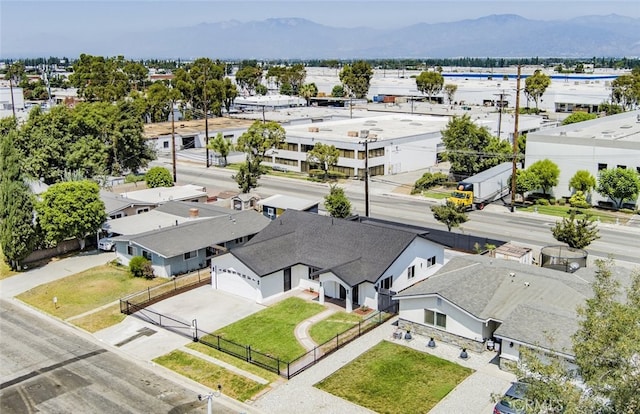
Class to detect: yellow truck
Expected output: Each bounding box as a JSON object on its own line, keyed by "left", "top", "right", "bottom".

{"left": 448, "top": 162, "right": 512, "bottom": 211}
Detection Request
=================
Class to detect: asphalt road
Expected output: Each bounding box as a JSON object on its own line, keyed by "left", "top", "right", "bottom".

{"left": 0, "top": 299, "right": 236, "bottom": 414}
{"left": 158, "top": 157, "right": 640, "bottom": 266}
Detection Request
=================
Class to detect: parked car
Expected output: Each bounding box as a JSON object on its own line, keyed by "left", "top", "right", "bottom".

{"left": 98, "top": 234, "right": 116, "bottom": 251}
{"left": 494, "top": 382, "right": 529, "bottom": 414}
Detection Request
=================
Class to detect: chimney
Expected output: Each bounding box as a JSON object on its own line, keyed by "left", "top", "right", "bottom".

{"left": 189, "top": 208, "right": 199, "bottom": 218}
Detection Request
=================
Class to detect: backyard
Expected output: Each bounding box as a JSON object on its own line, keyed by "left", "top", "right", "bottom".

{"left": 315, "top": 340, "right": 473, "bottom": 414}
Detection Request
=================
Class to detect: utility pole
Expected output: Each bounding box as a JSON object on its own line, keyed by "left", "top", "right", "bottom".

{"left": 204, "top": 67, "right": 210, "bottom": 168}
{"left": 494, "top": 89, "right": 509, "bottom": 140}
{"left": 364, "top": 138, "right": 370, "bottom": 217}
{"left": 510, "top": 65, "right": 522, "bottom": 213}
{"left": 8, "top": 63, "right": 16, "bottom": 119}
{"left": 171, "top": 101, "right": 177, "bottom": 182}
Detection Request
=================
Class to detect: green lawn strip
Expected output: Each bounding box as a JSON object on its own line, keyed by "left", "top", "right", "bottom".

{"left": 315, "top": 341, "right": 473, "bottom": 414}
{"left": 69, "top": 303, "right": 126, "bottom": 333}
{"left": 187, "top": 342, "right": 281, "bottom": 383}
{"left": 518, "top": 204, "right": 627, "bottom": 224}
{"left": 309, "top": 311, "right": 362, "bottom": 345}
{"left": 0, "top": 244, "right": 17, "bottom": 280}
{"left": 154, "top": 350, "right": 266, "bottom": 402}
{"left": 423, "top": 190, "right": 451, "bottom": 199}
{"left": 205, "top": 297, "right": 325, "bottom": 362}
{"left": 16, "top": 263, "right": 165, "bottom": 319}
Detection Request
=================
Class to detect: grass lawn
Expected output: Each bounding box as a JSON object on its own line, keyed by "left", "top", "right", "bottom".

{"left": 423, "top": 189, "right": 451, "bottom": 199}
{"left": 69, "top": 303, "right": 126, "bottom": 333}
{"left": 187, "top": 342, "right": 281, "bottom": 383}
{"left": 316, "top": 341, "right": 473, "bottom": 414}
{"left": 154, "top": 350, "right": 267, "bottom": 402}
{"left": 0, "top": 250, "right": 16, "bottom": 280}
{"left": 517, "top": 204, "right": 632, "bottom": 224}
{"left": 309, "top": 311, "right": 362, "bottom": 345}
{"left": 16, "top": 263, "right": 165, "bottom": 320}
{"left": 204, "top": 297, "right": 325, "bottom": 362}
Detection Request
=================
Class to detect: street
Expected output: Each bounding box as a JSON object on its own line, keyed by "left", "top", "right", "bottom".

{"left": 0, "top": 299, "right": 237, "bottom": 414}
{"left": 158, "top": 157, "right": 640, "bottom": 266}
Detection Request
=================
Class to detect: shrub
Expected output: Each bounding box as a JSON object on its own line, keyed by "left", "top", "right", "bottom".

{"left": 129, "top": 256, "right": 154, "bottom": 279}
{"left": 557, "top": 198, "right": 566, "bottom": 206}
{"left": 569, "top": 191, "right": 591, "bottom": 209}
{"left": 145, "top": 166, "right": 174, "bottom": 188}
{"left": 536, "top": 198, "right": 550, "bottom": 206}
{"left": 412, "top": 172, "right": 449, "bottom": 194}
{"left": 619, "top": 208, "right": 635, "bottom": 214}
{"left": 327, "top": 170, "right": 348, "bottom": 179}
{"left": 549, "top": 198, "right": 557, "bottom": 205}
{"left": 125, "top": 174, "right": 145, "bottom": 183}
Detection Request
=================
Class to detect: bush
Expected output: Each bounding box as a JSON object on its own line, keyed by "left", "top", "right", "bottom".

{"left": 125, "top": 174, "right": 145, "bottom": 183}
{"left": 327, "top": 170, "right": 348, "bottom": 179}
{"left": 557, "top": 198, "right": 566, "bottom": 206}
{"left": 412, "top": 172, "right": 449, "bottom": 194}
{"left": 549, "top": 198, "right": 557, "bottom": 205}
{"left": 145, "top": 166, "right": 174, "bottom": 188}
{"left": 129, "top": 256, "right": 154, "bottom": 279}
{"left": 619, "top": 208, "right": 635, "bottom": 214}
{"left": 569, "top": 191, "right": 591, "bottom": 209}
{"left": 536, "top": 198, "right": 550, "bottom": 206}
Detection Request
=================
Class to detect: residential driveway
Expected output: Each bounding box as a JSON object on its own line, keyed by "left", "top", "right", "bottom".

{"left": 95, "top": 285, "right": 266, "bottom": 361}
{"left": 0, "top": 250, "right": 115, "bottom": 299}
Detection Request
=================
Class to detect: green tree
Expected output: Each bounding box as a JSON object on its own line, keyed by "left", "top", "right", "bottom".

{"left": 145, "top": 81, "right": 181, "bottom": 123}
{"left": 443, "top": 84, "right": 458, "bottom": 105}
{"left": 431, "top": 201, "right": 468, "bottom": 232}
{"left": 299, "top": 83, "right": 318, "bottom": 106}
{"left": 69, "top": 54, "right": 132, "bottom": 102}
{"left": 416, "top": 71, "right": 444, "bottom": 103}
{"left": 234, "top": 120, "right": 285, "bottom": 193}
{"left": 598, "top": 102, "right": 624, "bottom": 115}
{"left": 208, "top": 132, "right": 233, "bottom": 166}
{"left": 610, "top": 69, "right": 640, "bottom": 110}
{"left": 324, "top": 185, "right": 352, "bottom": 218}
{"left": 551, "top": 209, "right": 599, "bottom": 249}
{"left": 235, "top": 64, "right": 263, "bottom": 95}
{"left": 129, "top": 256, "right": 154, "bottom": 279}
{"left": 510, "top": 168, "right": 540, "bottom": 201}
{"left": 524, "top": 69, "right": 551, "bottom": 110}
{"left": 339, "top": 61, "right": 373, "bottom": 99}
{"left": 306, "top": 143, "right": 339, "bottom": 180}
{"left": 441, "top": 115, "right": 508, "bottom": 178}
{"left": 528, "top": 159, "right": 560, "bottom": 196}
{"left": 36, "top": 181, "right": 106, "bottom": 250}
{"left": 597, "top": 167, "right": 640, "bottom": 209}
{"left": 145, "top": 166, "right": 173, "bottom": 188}
{"left": 412, "top": 172, "right": 448, "bottom": 194}
{"left": 331, "top": 85, "right": 345, "bottom": 98}
{"left": 562, "top": 112, "right": 597, "bottom": 125}
{"left": 568, "top": 170, "right": 596, "bottom": 194}
{"left": 222, "top": 77, "right": 239, "bottom": 113}
{"left": 174, "top": 58, "right": 225, "bottom": 118}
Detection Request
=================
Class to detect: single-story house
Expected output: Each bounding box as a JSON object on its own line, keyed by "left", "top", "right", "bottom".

{"left": 120, "top": 184, "right": 208, "bottom": 204}
{"left": 100, "top": 190, "right": 158, "bottom": 219}
{"left": 113, "top": 209, "right": 270, "bottom": 277}
{"left": 210, "top": 210, "right": 445, "bottom": 312}
{"left": 393, "top": 255, "right": 630, "bottom": 370}
{"left": 257, "top": 194, "right": 320, "bottom": 220}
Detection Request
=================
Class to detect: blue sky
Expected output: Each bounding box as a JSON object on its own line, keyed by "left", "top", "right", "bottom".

{"left": 2, "top": 0, "right": 640, "bottom": 34}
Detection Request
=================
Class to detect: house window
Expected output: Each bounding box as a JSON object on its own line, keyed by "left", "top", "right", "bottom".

{"left": 163, "top": 141, "right": 169, "bottom": 149}
{"left": 110, "top": 212, "right": 123, "bottom": 219}
{"left": 136, "top": 207, "right": 150, "bottom": 214}
{"left": 308, "top": 266, "right": 320, "bottom": 280}
{"left": 424, "top": 309, "right": 447, "bottom": 329}
{"left": 427, "top": 256, "right": 436, "bottom": 267}
{"left": 184, "top": 250, "right": 197, "bottom": 260}
{"left": 266, "top": 207, "right": 275, "bottom": 218}
{"left": 235, "top": 237, "right": 244, "bottom": 243}
{"left": 407, "top": 265, "right": 415, "bottom": 279}
{"left": 142, "top": 250, "right": 152, "bottom": 260}
{"left": 380, "top": 276, "right": 393, "bottom": 290}
{"left": 617, "top": 165, "right": 626, "bottom": 169}
{"left": 597, "top": 163, "right": 607, "bottom": 171}
{"left": 127, "top": 245, "right": 136, "bottom": 256}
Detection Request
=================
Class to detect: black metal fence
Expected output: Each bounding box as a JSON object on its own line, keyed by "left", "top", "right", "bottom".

{"left": 119, "top": 270, "right": 211, "bottom": 314}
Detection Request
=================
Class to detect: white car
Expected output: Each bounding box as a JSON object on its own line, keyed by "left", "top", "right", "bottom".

{"left": 98, "top": 236, "right": 116, "bottom": 251}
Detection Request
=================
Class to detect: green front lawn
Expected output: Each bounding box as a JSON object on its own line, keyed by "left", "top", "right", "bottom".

{"left": 154, "top": 350, "right": 267, "bottom": 402}
{"left": 70, "top": 303, "right": 126, "bottom": 333}
{"left": 0, "top": 245, "right": 16, "bottom": 280}
{"left": 316, "top": 341, "right": 473, "bottom": 414}
{"left": 309, "top": 311, "right": 362, "bottom": 344}
{"left": 204, "top": 297, "right": 325, "bottom": 362}
{"left": 16, "top": 263, "right": 165, "bottom": 320}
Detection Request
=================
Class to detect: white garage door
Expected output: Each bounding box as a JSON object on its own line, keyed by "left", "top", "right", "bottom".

{"left": 215, "top": 271, "right": 258, "bottom": 301}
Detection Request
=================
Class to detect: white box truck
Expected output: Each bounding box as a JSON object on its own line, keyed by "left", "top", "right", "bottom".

{"left": 448, "top": 162, "right": 512, "bottom": 210}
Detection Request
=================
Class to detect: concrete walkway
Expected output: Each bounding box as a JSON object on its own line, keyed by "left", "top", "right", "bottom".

{"left": 294, "top": 308, "right": 337, "bottom": 351}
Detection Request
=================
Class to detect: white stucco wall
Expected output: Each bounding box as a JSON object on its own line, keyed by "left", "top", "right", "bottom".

{"left": 381, "top": 238, "right": 444, "bottom": 293}
{"left": 261, "top": 271, "right": 285, "bottom": 300}
{"left": 361, "top": 283, "right": 377, "bottom": 309}
{"left": 398, "top": 296, "right": 486, "bottom": 343}
{"left": 210, "top": 253, "right": 261, "bottom": 302}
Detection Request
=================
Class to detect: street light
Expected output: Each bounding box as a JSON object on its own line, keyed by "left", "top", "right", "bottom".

{"left": 198, "top": 384, "right": 222, "bottom": 414}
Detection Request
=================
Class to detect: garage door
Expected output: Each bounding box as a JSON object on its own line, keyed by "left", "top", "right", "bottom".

{"left": 215, "top": 271, "right": 258, "bottom": 301}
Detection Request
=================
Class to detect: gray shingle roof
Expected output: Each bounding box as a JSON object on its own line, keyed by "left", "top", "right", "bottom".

{"left": 118, "top": 210, "right": 270, "bottom": 258}
{"left": 154, "top": 200, "right": 237, "bottom": 218}
{"left": 100, "top": 190, "right": 155, "bottom": 215}
{"left": 230, "top": 210, "right": 421, "bottom": 286}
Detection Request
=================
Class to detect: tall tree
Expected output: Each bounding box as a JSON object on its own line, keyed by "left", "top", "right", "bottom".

{"left": 339, "top": 61, "right": 373, "bottom": 99}
{"left": 324, "top": 185, "right": 352, "bottom": 218}
{"left": 444, "top": 83, "right": 458, "bottom": 105}
{"left": 431, "top": 201, "right": 468, "bottom": 232}
{"left": 597, "top": 167, "right": 640, "bottom": 208}
{"left": 234, "top": 120, "right": 285, "bottom": 193}
{"left": 416, "top": 71, "right": 444, "bottom": 103}
{"left": 208, "top": 132, "right": 233, "bottom": 166}
{"left": 235, "top": 64, "right": 263, "bottom": 95}
{"left": 551, "top": 209, "right": 600, "bottom": 249}
{"left": 36, "top": 180, "right": 106, "bottom": 250}
{"left": 524, "top": 69, "right": 551, "bottom": 110}
{"left": 510, "top": 168, "right": 540, "bottom": 201}
{"left": 222, "top": 77, "right": 238, "bottom": 114}
{"left": 527, "top": 159, "right": 560, "bottom": 196}
{"left": 145, "top": 81, "right": 181, "bottom": 123}
{"left": 69, "top": 54, "right": 131, "bottom": 102}
{"left": 174, "top": 58, "right": 225, "bottom": 118}
{"left": 299, "top": 83, "right": 318, "bottom": 106}
{"left": 306, "top": 142, "right": 339, "bottom": 180}
{"left": 610, "top": 68, "right": 640, "bottom": 110}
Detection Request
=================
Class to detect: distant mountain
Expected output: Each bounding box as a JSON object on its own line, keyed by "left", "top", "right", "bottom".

{"left": 5, "top": 14, "right": 640, "bottom": 59}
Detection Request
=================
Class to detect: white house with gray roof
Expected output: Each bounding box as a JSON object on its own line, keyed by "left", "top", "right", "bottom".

{"left": 394, "top": 255, "right": 632, "bottom": 369}
{"left": 113, "top": 209, "right": 270, "bottom": 277}
{"left": 210, "top": 210, "right": 445, "bottom": 312}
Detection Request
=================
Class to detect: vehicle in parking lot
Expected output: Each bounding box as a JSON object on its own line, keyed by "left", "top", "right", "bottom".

{"left": 494, "top": 382, "right": 529, "bottom": 414}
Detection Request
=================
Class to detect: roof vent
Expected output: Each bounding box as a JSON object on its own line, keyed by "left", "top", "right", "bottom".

{"left": 509, "top": 272, "right": 516, "bottom": 278}
{"left": 189, "top": 208, "right": 199, "bottom": 218}
{"left": 308, "top": 126, "right": 319, "bottom": 133}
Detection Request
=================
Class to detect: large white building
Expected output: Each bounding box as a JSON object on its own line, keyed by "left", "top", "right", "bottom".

{"left": 525, "top": 110, "right": 640, "bottom": 207}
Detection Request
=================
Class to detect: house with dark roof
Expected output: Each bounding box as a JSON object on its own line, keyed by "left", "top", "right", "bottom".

{"left": 393, "top": 255, "right": 631, "bottom": 369}
{"left": 100, "top": 190, "right": 157, "bottom": 219}
{"left": 209, "top": 210, "right": 445, "bottom": 312}
{"left": 113, "top": 209, "right": 270, "bottom": 277}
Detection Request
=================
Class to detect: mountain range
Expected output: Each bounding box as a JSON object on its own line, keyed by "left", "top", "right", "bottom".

{"left": 8, "top": 14, "right": 640, "bottom": 59}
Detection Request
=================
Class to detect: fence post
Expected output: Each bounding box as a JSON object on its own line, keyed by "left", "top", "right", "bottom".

{"left": 247, "top": 345, "right": 251, "bottom": 362}
{"left": 148, "top": 287, "right": 151, "bottom": 302}
{"left": 191, "top": 319, "right": 198, "bottom": 342}
{"left": 217, "top": 335, "right": 220, "bottom": 350}
{"left": 336, "top": 334, "right": 339, "bottom": 349}
{"left": 359, "top": 320, "right": 362, "bottom": 337}
{"left": 174, "top": 278, "right": 177, "bottom": 291}
{"left": 277, "top": 358, "right": 280, "bottom": 376}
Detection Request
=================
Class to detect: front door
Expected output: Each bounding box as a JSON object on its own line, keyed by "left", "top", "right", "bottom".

{"left": 352, "top": 285, "right": 359, "bottom": 306}
{"left": 284, "top": 267, "right": 291, "bottom": 292}
{"left": 339, "top": 285, "right": 346, "bottom": 300}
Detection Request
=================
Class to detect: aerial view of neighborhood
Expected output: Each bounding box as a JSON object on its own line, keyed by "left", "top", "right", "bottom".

{"left": 1, "top": 1, "right": 639, "bottom": 413}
